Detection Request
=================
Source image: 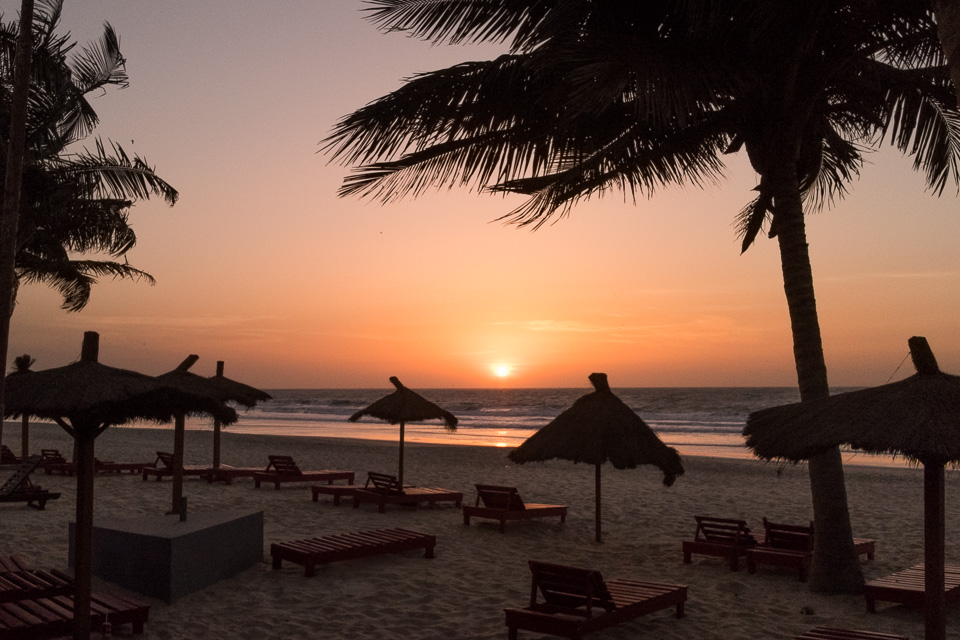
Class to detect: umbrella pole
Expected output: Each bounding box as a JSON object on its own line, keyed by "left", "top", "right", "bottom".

{"left": 171, "top": 414, "right": 185, "bottom": 514}
{"left": 21, "top": 415, "right": 28, "bottom": 459}
{"left": 924, "top": 462, "right": 946, "bottom": 640}
{"left": 213, "top": 360, "right": 224, "bottom": 470}
{"left": 398, "top": 421, "right": 405, "bottom": 487}
{"left": 595, "top": 463, "right": 602, "bottom": 543}
{"left": 73, "top": 431, "right": 95, "bottom": 640}
{"left": 213, "top": 417, "right": 221, "bottom": 470}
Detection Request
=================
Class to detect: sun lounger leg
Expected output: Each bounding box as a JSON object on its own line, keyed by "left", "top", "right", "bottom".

{"left": 508, "top": 626, "right": 518, "bottom": 640}
{"left": 866, "top": 596, "right": 876, "bottom": 613}
{"left": 499, "top": 519, "right": 506, "bottom": 534}
{"left": 463, "top": 513, "right": 471, "bottom": 526}
{"left": 676, "top": 601, "right": 685, "bottom": 618}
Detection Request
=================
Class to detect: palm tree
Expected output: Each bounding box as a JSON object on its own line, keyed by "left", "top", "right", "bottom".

{"left": 10, "top": 353, "right": 33, "bottom": 458}
{"left": 0, "top": 1, "right": 178, "bottom": 312}
{"left": 326, "top": 0, "right": 960, "bottom": 593}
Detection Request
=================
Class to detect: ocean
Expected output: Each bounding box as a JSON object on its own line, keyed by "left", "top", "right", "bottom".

{"left": 174, "top": 386, "right": 906, "bottom": 467}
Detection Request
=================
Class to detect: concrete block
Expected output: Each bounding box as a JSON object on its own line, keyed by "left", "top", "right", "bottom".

{"left": 70, "top": 509, "right": 263, "bottom": 602}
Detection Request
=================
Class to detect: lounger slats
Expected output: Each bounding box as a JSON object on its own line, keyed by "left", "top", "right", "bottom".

{"left": 506, "top": 562, "right": 687, "bottom": 639}
{"left": 864, "top": 563, "right": 960, "bottom": 612}
{"left": 271, "top": 528, "right": 436, "bottom": 576}
{"left": 253, "top": 456, "right": 354, "bottom": 489}
{"left": 796, "top": 627, "right": 908, "bottom": 640}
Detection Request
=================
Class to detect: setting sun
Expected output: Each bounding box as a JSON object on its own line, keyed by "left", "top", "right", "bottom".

{"left": 493, "top": 364, "right": 512, "bottom": 378}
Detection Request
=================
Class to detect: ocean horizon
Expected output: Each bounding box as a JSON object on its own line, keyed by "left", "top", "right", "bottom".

{"left": 90, "top": 385, "right": 910, "bottom": 469}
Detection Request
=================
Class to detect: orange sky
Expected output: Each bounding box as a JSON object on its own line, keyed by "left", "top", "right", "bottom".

{"left": 5, "top": 1, "right": 959, "bottom": 389}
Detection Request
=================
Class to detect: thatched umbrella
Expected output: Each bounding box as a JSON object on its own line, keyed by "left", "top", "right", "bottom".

{"left": 3, "top": 331, "right": 236, "bottom": 640}
{"left": 509, "top": 373, "right": 684, "bottom": 543}
{"left": 349, "top": 376, "right": 457, "bottom": 486}
{"left": 744, "top": 336, "right": 959, "bottom": 640}
{"left": 156, "top": 355, "right": 259, "bottom": 514}
{"left": 207, "top": 360, "right": 271, "bottom": 469}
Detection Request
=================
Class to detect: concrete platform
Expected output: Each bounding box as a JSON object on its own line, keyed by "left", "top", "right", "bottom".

{"left": 69, "top": 509, "right": 263, "bottom": 602}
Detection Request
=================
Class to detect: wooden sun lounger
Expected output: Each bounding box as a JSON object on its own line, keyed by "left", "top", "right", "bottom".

{"left": 0, "top": 456, "right": 60, "bottom": 510}
{"left": 0, "top": 445, "right": 19, "bottom": 466}
{"left": 270, "top": 528, "right": 436, "bottom": 577}
{"left": 252, "top": 455, "right": 354, "bottom": 489}
{"left": 0, "top": 591, "right": 149, "bottom": 639}
{"left": 95, "top": 460, "right": 150, "bottom": 475}
{"left": 504, "top": 561, "right": 687, "bottom": 639}
{"left": 311, "top": 483, "right": 361, "bottom": 505}
{"left": 141, "top": 451, "right": 209, "bottom": 482}
{"left": 795, "top": 627, "right": 908, "bottom": 640}
{"left": 864, "top": 563, "right": 960, "bottom": 613}
{"left": 746, "top": 519, "right": 876, "bottom": 582}
{"left": 201, "top": 464, "right": 263, "bottom": 485}
{"left": 352, "top": 471, "right": 463, "bottom": 513}
{"left": 462, "top": 484, "right": 567, "bottom": 533}
{"left": 0, "top": 567, "right": 74, "bottom": 603}
{"left": 682, "top": 515, "right": 757, "bottom": 571}
{"left": 0, "top": 556, "right": 30, "bottom": 573}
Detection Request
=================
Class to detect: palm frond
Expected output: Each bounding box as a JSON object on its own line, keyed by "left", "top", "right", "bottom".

{"left": 56, "top": 139, "right": 179, "bottom": 205}
{"left": 362, "top": 0, "right": 554, "bottom": 49}
{"left": 17, "top": 256, "right": 155, "bottom": 312}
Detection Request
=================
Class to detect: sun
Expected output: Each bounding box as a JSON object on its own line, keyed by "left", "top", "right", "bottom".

{"left": 493, "top": 364, "right": 512, "bottom": 378}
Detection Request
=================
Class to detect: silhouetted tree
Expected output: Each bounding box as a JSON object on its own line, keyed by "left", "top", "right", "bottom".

{"left": 10, "top": 353, "right": 33, "bottom": 458}
{"left": 327, "top": 1, "right": 959, "bottom": 592}
{"left": 0, "top": 1, "right": 178, "bottom": 312}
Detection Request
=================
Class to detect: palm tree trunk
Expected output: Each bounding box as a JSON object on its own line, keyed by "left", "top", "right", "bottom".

{"left": 0, "top": 0, "right": 35, "bottom": 461}
{"left": 771, "top": 166, "right": 863, "bottom": 593}
{"left": 933, "top": 0, "right": 960, "bottom": 108}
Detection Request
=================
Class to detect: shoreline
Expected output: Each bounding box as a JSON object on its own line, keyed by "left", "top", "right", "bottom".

{"left": 4, "top": 417, "right": 914, "bottom": 470}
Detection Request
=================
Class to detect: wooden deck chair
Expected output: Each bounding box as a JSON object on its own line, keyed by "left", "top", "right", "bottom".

{"left": 746, "top": 519, "right": 876, "bottom": 582}
{"left": 0, "top": 590, "right": 149, "bottom": 638}
{"left": 0, "top": 456, "right": 60, "bottom": 509}
{"left": 504, "top": 561, "right": 687, "bottom": 639}
{"left": 0, "top": 566, "right": 74, "bottom": 603}
{"left": 682, "top": 515, "right": 757, "bottom": 571}
{"left": 271, "top": 528, "right": 436, "bottom": 577}
{"left": 252, "top": 455, "right": 354, "bottom": 489}
{"left": 352, "top": 471, "right": 462, "bottom": 513}
{"left": 0, "top": 445, "right": 19, "bottom": 465}
{"left": 141, "top": 451, "right": 209, "bottom": 482}
{"left": 463, "top": 484, "right": 567, "bottom": 533}
{"left": 864, "top": 563, "right": 960, "bottom": 613}
{"left": 795, "top": 628, "right": 908, "bottom": 640}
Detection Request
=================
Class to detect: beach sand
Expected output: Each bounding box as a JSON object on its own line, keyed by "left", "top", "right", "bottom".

{"left": 2, "top": 422, "right": 958, "bottom": 639}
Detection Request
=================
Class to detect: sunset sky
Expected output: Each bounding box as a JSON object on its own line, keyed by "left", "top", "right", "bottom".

{"left": 4, "top": 1, "right": 959, "bottom": 390}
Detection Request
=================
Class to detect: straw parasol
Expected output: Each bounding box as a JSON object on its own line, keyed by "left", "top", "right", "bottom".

{"left": 3, "top": 331, "right": 236, "bottom": 640}
{"left": 349, "top": 376, "right": 457, "bottom": 486}
{"left": 509, "top": 373, "right": 684, "bottom": 542}
{"left": 156, "top": 355, "right": 258, "bottom": 514}
{"left": 207, "top": 360, "right": 271, "bottom": 469}
{"left": 744, "top": 336, "right": 959, "bottom": 640}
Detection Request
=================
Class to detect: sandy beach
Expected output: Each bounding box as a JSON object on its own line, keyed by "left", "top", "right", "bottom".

{"left": 2, "top": 422, "right": 958, "bottom": 640}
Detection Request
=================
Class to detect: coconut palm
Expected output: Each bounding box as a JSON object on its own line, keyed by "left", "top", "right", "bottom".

{"left": 0, "top": 0, "right": 178, "bottom": 312}
{"left": 326, "top": 0, "right": 960, "bottom": 592}
{"left": 9, "top": 353, "right": 33, "bottom": 459}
